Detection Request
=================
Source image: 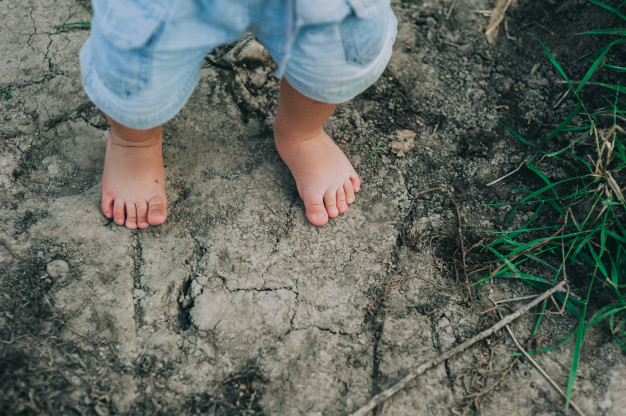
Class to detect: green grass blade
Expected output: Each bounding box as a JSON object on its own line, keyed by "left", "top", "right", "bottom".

{"left": 500, "top": 122, "right": 536, "bottom": 146}
{"left": 565, "top": 274, "right": 595, "bottom": 413}
{"left": 543, "top": 127, "right": 593, "bottom": 158}
{"left": 540, "top": 105, "right": 585, "bottom": 145}
{"left": 579, "top": 28, "right": 626, "bottom": 35}
{"left": 533, "top": 35, "right": 573, "bottom": 88}
{"left": 602, "top": 63, "right": 626, "bottom": 71}
{"left": 592, "top": 82, "right": 626, "bottom": 93}
{"left": 576, "top": 43, "right": 609, "bottom": 93}
{"left": 526, "top": 163, "right": 566, "bottom": 216}
{"left": 587, "top": 0, "right": 626, "bottom": 20}
{"left": 587, "top": 304, "right": 626, "bottom": 327}
{"left": 587, "top": 241, "right": 609, "bottom": 279}
{"left": 600, "top": 213, "right": 608, "bottom": 257}
{"left": 610, "top": 315, "right": 626, "bottom": 351}
{"left": 54, "top": 21, "right": 91, "bottom": 28}
{"left": 532, "top": 299, "right": 549, "bottom": 336}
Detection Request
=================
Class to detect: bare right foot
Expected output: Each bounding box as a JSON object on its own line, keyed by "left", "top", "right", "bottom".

{"left": 101, "top": 127, "right": 167, "bottom": 229}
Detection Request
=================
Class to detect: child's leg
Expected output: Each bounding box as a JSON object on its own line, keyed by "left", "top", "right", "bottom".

{"left": 274, "top": 78, "right": 360, "bottom": 226}
{"left": 255, "top": 1, "right": 397, "bottom": 226}
{"left": 101, "top": 116, "right": 166, "bottom": 229}
{"left": 81, "top": 0, "right": 250, "bottom": 229}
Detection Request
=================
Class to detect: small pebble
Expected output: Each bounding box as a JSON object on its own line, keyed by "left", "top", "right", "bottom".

{"left": 247, "top": 67, "right": 267, "bottom": 89}
{"left": 46, "top": 259, "right": 69, "bottom": 278}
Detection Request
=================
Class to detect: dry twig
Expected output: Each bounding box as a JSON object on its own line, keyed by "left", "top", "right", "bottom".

{"left": 0, "top": 237, "right": 20, "bottom": 259}
{"left": 487, "top": 160, "right": 526, "bottom": 186}
{"left": 383, "top": 274, "right": 454, "bottom": 299}
{"left": 447, "top": 191, "right": 474, "bottom": 299}
{"left": 446, "top": 0, "right": 458, "bottom": 20}
{"left": 495, "top": 304, "right": 587, "bottom": 416}
{"left": 485, "top": 0, "right": 513, "bottom": 44}
{"left": 350, "top": 279, "right": 567, "bottom": 416}
{"left": 402, "top": 185, "right": 446, "bottom": 223}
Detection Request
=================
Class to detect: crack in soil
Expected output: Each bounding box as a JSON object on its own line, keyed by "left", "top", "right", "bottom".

{"left": 132, "top": 234, "right": 145, "bottom": 329}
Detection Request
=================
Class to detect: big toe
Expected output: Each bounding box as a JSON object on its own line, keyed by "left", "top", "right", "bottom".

{"left": 147, "top": 197, "right": 167, "bottom": 225}
{"left": 303, "top": 193, "right": 328, "bottom": 226}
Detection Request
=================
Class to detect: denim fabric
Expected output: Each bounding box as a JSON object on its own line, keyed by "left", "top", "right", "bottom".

{"left": 80, "top": 0, "right": 397, "bottom": 129}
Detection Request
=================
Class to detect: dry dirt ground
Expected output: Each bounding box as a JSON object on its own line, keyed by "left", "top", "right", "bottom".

{"left": 1, "top": 0, "right": 625, "bottom": 415}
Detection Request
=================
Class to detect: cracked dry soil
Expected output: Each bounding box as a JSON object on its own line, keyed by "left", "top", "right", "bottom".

{"left": 1, "top": 0, "right": 625, "bottom": 415}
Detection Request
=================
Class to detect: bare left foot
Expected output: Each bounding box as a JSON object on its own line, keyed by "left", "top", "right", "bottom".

{"left": 274, "top": 127, "right": 360, "bottom": 226}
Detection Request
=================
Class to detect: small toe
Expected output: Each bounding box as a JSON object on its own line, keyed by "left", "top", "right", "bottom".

{"left": 350, "top": 173, "right": 361, "bottom": 193}
{"left": 113, "top": 199, "right": 125, "bottom": 225}
{"left": 336, "top": 186, "right": 348, "bottom": 213}
{"left": 344, "top": 179, "right": 356, "bottom": 204}
{"left": 101, "top": 196, "right": 114, "bottom": 218}
{"left": 303, "top": 192, "right": 328, "bottom": 226}
{"left": 136, "top": 200, "right": 149, "bottom": 228}
{"left": 324, "top": 190, "right": 339, "bottom": 218}
{"left": 147, "top": 196, "right": 167, "bottom": 225}
{"left": 125, "top": 202, "right": 138, "bottom": 229}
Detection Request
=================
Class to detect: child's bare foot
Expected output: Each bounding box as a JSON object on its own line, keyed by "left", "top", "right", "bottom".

{"left": 274, "top": 128, "right": 360, "bottom": 226}
{"left": 101, "top": 126, "right": 167, "bottom": 229}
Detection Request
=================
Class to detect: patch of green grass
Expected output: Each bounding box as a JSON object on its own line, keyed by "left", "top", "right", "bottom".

{"left": 484, "top": 1, "right": 626, "bottom": 413}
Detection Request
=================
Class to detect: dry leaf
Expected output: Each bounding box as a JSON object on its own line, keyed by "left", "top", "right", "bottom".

{"left": 390, "top": 129, "right": 417, "bottom": 157}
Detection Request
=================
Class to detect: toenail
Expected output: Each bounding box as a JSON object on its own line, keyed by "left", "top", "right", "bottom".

{"left": 139, "top": 222, "right": 148, "bottom": 227}
{"left": 347, "top": 196, "right": 354, "bottom": 203}
{"left": 314, "top": 212, "right": 326, "bottom": 220}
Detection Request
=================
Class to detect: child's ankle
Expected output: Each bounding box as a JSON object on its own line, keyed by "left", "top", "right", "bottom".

{"left": 110, "top": 129, "right": 162, "bottom": 148}
{"left": 273, "top": 115, "right": 323, "bottom": 143}
{"left": 107, "top": 115, "right": 162, "bottom": 147}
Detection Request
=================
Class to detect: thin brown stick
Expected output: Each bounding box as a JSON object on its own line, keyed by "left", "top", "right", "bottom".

{"left": 349, "top": 279, "right": 567, "bottom": 416}
{"left": 448, "top": 191, "right": 473, "bottom": 299}
{"left": 498, "top": 312, "right": 587, "bottom": 416}
{"left": 446, "top": 0, "right": 458, "bottom": 20}
{"left": 0, "top": 237, "right": 19, "bottom": 259}
{"left": 486, "top": 0, "right": 513, "bottom": 44}
{"left": 487, "top": 160, "right": 526, "bottom": 186}
{"left": 493, "top": 294, "right": 539, "bottom": 304}
{"left": 402, "top": 186, "right": 447, "bottom": 226}
{"left": 414, "top": 186, "right": 446, "bottom": 198}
